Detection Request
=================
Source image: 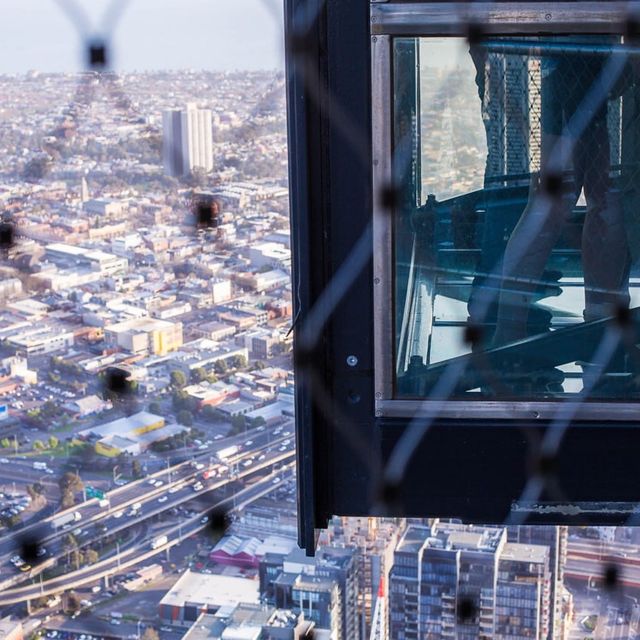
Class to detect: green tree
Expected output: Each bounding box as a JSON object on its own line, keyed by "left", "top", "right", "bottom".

{"left": 48, "top": 435, "right": 59, "bottom": 450}
{"left": 190, "top": 367, "right": 207, "bottom": 383}
{"left": 252, "top": 416, "right": 267, "bottom": 428}
{"left": 59, "top": 471, "right": 83, "bottom": 507}
{"left": 177, "top": 410, "right": 193, "bottom": 427}
{"left": 141, "top": 629, "right": 160, "bottom": 640}
{"left": 70, "top": 548, "right": 83, "bottom": 570}
{"left": 41, "top": 400, "right": 59, "bottom": 418}
{"left": 253, "top": 360, "right": 266, "bottom": 370}
{"left": 33, "top": 440, "right": 44, "bottom": 451}
{"left": 84, "top": 548, "right": 99, "bottom": 565}
{"left": 230, "top": 415, "right": 246, "bottom": 434}
{"left": 170, "top": 370, "right": 187, "bottom": 389}
{"left": 64, "top": 591, "right": 81, "bottom": 614}
{"left": 132, "top": 459, "right": 142, "bottom": 478}
{"left": 59, "top": 471, "right": 83, "bottom": 494}
{"left": 61, "top": 490, "right": 75, "bottom": 508}
{"left": 230, "top": 355, "right": 248, "bottom": 370}
{"left": 148, "top": 401, "right": 162, "bottom": 415}
{"left": 31, "top": 482, "right": 44, "bottom": 495}
{"left": 5, "top": 514, "right": 21, "bottom": 528}
{"left": 0, "top": 438, "right": 10, "bottom": 449}
{"left": 214, "top": 360, "right": 228, "bottom": 375}
{"left": 201, "top": 405, "right": 218, "bottom": 422}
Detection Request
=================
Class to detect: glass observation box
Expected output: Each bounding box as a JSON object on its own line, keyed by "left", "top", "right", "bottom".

{"left": 372, "top": 4, "right": 640, "bottom": 419}
{"left": 287, "top": 0, "right": 640, "bottom": 551}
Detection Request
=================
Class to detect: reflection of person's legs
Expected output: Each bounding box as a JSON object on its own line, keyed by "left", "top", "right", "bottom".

{"left": 493, "top": 134, "right": 577, "bottom": 345}
{"left": 579, "top": 119, "right": 630, "bottom": 320}
{"left": 492, "top": 56, "right": 576, "bottom": 345}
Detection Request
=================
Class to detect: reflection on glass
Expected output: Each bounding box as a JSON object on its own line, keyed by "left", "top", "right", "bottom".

{"left": 394, "top": 36, "right": 640, "bottom": 400}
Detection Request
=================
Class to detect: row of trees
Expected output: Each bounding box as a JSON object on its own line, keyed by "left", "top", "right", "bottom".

{"left": 32, "top": 435, "right": 59, "bottom": 451}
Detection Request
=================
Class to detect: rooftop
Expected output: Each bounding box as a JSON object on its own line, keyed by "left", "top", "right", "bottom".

{"left": 501, "top": 542, "right": 549, "bottom": 565}
{"left": 160, "top": 570, "right": 259, "bottom": 609}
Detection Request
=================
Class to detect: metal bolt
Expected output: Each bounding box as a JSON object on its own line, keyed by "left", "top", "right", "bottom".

{"left": 375, "top": 392, "right": 382, "bottom": 399}
{"left": 346, "top": 355, "right": 358, "bottom": 367}
{"left": 545, "top": 13, "right": 552, "bottom": 21}
{"left": 375, "top": 410, "right": 383, "bottom": 418}
{"left": 374, "top": 277, "right": 381, "bottom": 285}
{"left": 372, "top": 36, "right": 377, "bottom": 42}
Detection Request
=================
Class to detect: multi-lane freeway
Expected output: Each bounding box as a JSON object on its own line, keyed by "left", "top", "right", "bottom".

{"left": 566, "top": 537, "right": 640, "bottom": 589}
{"left": 0, "top": 424, "right": 296, "bottom": 605}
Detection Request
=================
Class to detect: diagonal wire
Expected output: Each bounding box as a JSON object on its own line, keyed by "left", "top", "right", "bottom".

{"left": 505, "top": 325, "right": 622, "bottom": 526}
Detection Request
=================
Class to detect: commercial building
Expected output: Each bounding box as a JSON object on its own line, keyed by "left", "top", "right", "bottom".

{"left": 5, "top": 327, "right": 74, "bottom": 355}
{"left": 163, "top": 104, "right": 213, "bottom": 177}
{"left": 45, "top": 242, "right": 128, "bottom": 276}
{"left": 388, "top": 522, "right": 551, "bottom": 640}
{"left": 158, "top": 570, "right": 259, "bottom": 627}
{"left": 183, "top": 381, "right": 240, "bottom": 409}
{"left": 78, "top": 410, "right": 185, "bottom": 457}
{"left": 105, "top": 317, "right": 183, "bottom": 356}
{"left": 248, "top": 242, "right": 291, "bottom": 271}
{"left": 182, "top": 607, "right": 314, "bottom": 640}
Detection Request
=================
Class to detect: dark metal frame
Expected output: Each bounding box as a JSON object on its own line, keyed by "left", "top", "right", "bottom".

{"left": 286, "top": 0, "right": 640, "bottom": 554}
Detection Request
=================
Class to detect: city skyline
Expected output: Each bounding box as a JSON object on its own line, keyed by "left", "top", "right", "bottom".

{"left": 0, "top": 0, "right": 285, "bottom": 73}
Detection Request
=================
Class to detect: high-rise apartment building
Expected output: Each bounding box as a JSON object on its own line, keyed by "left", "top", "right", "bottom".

{"left": 389, "top": 521, "right": 551, "bottom": 639}
{"left": 507, "top": 525, "right": 569, "bottom": 639}
{"left": 162, "top": 104, "right": 213, "bottom": 177}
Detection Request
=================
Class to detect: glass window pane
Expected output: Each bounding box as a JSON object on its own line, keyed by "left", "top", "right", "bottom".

{"left": 394, "top": 36, "right": 640, "bottom": 401}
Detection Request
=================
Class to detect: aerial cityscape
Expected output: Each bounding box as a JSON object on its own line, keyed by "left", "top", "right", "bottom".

{"left": 0, "top": 52, "right": 636, "bottom": 640}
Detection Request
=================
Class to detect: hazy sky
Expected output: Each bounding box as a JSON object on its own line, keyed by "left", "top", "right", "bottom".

{"left": 0, "top": 0, "right": 285, "bottom": 73}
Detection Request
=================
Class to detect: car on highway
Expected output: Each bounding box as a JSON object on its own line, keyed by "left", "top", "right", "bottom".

{"left": 278, "top": 445, "right": 287, "bottom": 452}
{"left": 283, "top": 431, "right": 292, "bottom": 436}
{"left": 0, "top": 458, "right": 8, "bottom": 464}
{"left": 112, "top": 510, "right": 124, "bottom": 519}
{"left": 242, "top": 459, "right": 253, "bottom": 467}
{"left": 153, "top": 480, "right": 164, "bottom": 488}
{"left": 158, "top": 495, "right": 168, "bottom": 503}
{"left": 168, "top": 486, "right": 180, "bottom": 494}
{"left": 272, "top": 477, "right": 281, "bottom": 484}
{"left": 197, "top": 444, "right": 208, "bottom": 450}
{"left": 256, "top": 426, "right": 265, "bottom": 432}
{"left": 200, "top": 516, "right": 209, "bottom": 524}
{"left": 192, "top": 482, "right": 204, "bottom": 491}
{"left": 258, "top": 454, "right": 266, "bottom": 461}
{"left": 282, "top": 439, "right": 291, "bottom": 446}
{"left": 194, "top": 463, "right": 205, "bottom": 470}
{"left": 19, "top": 563, "right": 31, "bottom": 572}
{"left": 148, "top": 478, "right": 157, "bottom": 485}
{"left": 45, "top": 468, "right": 54, "bottom": 474}
{"left": 213, "top": 434, "right": 224, "bottom": 440}
{"left": 245, "top": 440, "right": 254, "bottom": 446}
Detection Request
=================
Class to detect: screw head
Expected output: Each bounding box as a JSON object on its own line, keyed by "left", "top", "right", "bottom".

{"left": 346, "top": 355, "right": 358, "bottom": 367}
